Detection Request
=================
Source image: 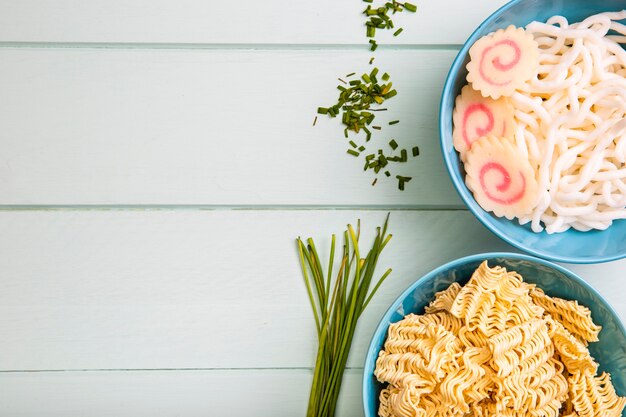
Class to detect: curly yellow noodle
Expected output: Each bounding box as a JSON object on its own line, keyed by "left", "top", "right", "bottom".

{"left": 530, "top": 287, "right": 601, "bottom": 344}
{"left": 569, "top": 372, "right": 626, "bottom": 417}
{"left": 425, "top": 282, "right": 462, "bottom": 314}
{"left": 549, "top": 319, "right": 597, "bottom": 375}
{"left": 374, "top": 261, "right": 625, "bottom": 417}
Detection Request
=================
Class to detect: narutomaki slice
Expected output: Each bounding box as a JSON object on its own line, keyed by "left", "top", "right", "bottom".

{"left": 465, "top": 136, "right": 538, "bottom": 220}
{"left": 452, "top": 84, "right": 515, "bottom": 160}
{"left": 466, "top": 26, "right": 539, "bottom": 99}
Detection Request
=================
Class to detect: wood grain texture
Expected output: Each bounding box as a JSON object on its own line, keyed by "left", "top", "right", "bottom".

{"left": 0, "top": 48, "right": 462, "bottom": 206}
{"left": 0, "top": 0, "right": 509, "bottom": 45}
{"left": 0, "top": 369, "right": 360, "bottom": 417}
{"left": 0, "top": 210, "right": 623, "bottom": 372}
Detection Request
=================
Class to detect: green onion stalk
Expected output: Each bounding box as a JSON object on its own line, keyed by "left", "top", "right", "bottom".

{"left": 297, "top": 215, "right": 393, "bottom": 417}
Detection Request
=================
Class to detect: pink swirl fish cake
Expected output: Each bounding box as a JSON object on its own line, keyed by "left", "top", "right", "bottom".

{"left": 453, "top": 84, "right": 515, "bottom": 160}
{"left": 465, "top": 136, "right": 538, "bottom": 220}
{"left": 467, "top": 26, "right": 539, "bottom": 99}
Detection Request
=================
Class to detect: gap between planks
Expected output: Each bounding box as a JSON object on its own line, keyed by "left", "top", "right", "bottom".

{"left": 0, "top": 205, "right": 468, "bottom": 211}
{"left": 0, "top": 367, "right": 363, "bottom": 373}
{"left": 0, "top": 42, "right": 462, "bottom": 51}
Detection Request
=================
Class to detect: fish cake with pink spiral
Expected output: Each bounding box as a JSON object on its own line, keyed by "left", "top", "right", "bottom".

{"left": 466, "top": 25, "right": 539, "bottom": 99}
{"left": 465, "top": 136, "right": 538, "bottom": 220}
{"left": 453, "top": 84, "right": 515, "bottom": 160}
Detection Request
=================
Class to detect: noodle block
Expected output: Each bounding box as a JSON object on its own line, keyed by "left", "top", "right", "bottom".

{"left": 466, "top": 25, "right": 539, "bottom": 99}
{"left": 465, "top": 136, "right": 538, "bottom": 219}
{"left": 452, "top": 85, "right": 516, "bottom": 160}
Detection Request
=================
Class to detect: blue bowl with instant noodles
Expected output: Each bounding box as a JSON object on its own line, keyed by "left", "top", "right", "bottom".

{"left": 362, "top": 253, "right": 626, "bottom": 417}
{"left": 439, "top": 0, "right": 626, "bottom": 264}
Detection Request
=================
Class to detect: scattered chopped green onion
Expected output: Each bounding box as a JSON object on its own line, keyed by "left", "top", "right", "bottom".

{"left": 389, "top": 139, "right": 398, "bottom": 150}
{"left": 412, "top": 146, "right": 420, "bottom": 157}
{"left": 393, "top": 28, "right": 403, "bottom": 36}
{"left": 404, "top": 2, "right": 417, "bottom": 12}
{"left": 389, "top": 120, "right": 400, "bottom": 125}
{"left": 347, "top": 149, "right": 360, "bottom": 157}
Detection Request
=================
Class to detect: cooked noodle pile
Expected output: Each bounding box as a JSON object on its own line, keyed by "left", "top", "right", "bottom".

{"left": 515, "top": 11, "right": 626, "bottom": 233}
{"left": 374, "top": 262, "right": 625, "bottom": 417}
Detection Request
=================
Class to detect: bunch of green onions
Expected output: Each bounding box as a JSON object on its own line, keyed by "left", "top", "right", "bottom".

{"left": 297, "top": 216, "right": 393, "bottom": 417}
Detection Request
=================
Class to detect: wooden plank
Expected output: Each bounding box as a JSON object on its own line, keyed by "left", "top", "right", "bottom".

{"left": 0, "top": 210, "right": 623, "bottom": 371}
{"left": 0, "top": 48, "right": 462, "bottom": 207}
{"left": 0, "top": 369, "right": 361, "bottom": 417}
{"left": 0, "top": 0, "right": 509, "bottom": 45}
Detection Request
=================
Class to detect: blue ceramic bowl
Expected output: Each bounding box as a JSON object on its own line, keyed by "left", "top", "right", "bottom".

{"left": 439, "top": 0, "right": 626, "bottom": 264}
{"left": 362, "top": 253, "right": 626, "bottom": 416}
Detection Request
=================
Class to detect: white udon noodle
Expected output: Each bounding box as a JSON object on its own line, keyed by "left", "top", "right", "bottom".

{"left": 512, "top": 11, "right": 626, "bottom": 233}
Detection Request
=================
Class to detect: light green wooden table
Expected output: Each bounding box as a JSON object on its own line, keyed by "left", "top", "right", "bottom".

{"left": 0, "top": 1, "right": 624, "bottom": 415}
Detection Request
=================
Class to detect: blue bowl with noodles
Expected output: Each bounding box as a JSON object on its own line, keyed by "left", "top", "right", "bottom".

{"left": 439, "top": 0, "right": 626, "bottom": 263}
{"left": 362, "top": 253, "right": 626, "bottom": 416}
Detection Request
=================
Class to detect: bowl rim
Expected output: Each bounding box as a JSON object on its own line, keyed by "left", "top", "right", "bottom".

{"left": 437, "top": 0, "right": 626, "bottom": 264}
{"left": 361, "top": 251, "right": 626, "bottom": 416}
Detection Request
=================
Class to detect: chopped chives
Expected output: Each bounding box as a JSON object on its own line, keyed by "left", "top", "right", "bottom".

{"left": 372, "top": 178, "right": 378, "bottom": 186}
{"left": 400, "top": 149, "right": 408, "bottom": 162}
{"left": 385, "top": 90, "right": 397, "bottom": 99}
{"left": 358, "top": 145, "right": 366, "bottom": 151}
{"left": 372, "top": 126, "right": 382, "bottom": 130}
{"left": 349, "top": 140, "right": 357, "bottom": 148}
{"left": 389, "top": 139, "right": 398, "bottom": 150}
{"left": 370, "top": 68, "right": 379, "bottom": 78}
{"left": 365, "top": 153, "right": 375, "bottom": 161}
{"left": 396, "top": 175, "right": 412, "bottom": 190}
{"left": 393, "top": 28, "right": 403, "bottom": 36}
{"left": 363, "top": 0, "right": 373, "bottom": 2}
{"left": 382, "top": 72, "right": 390, "bottom": 81}
{"left": 347, "top": 149, "right": 360, "bottom": 157}
{"left": 404, "top": 2, "right": 417, "bottom": 12}
{"left": 385, "top": 170, "right": 391, "bottom": 177}
{"left": 338, "top": 78, "right": 347, "bottom": 84}
{"left": 369, "top": 57, "right": 375, "bottom": 65}
{"left": 362, "top": 74, "right": 371, "bottom": 83}
{"left": 363, "top": 126, "right": 372, "bottom": 141}
{"left": 313, "top": 116, "right": 317, "bottom": 126}
{"left": 369, "top": 39, "right": 378, "bottom": 51}
{"left": 346, "top": 72, "right": 356, "bottom": 77}
{"left": 317, "top": 107, "right": 328, "bottom": 114}
{"left": 412, "top": 146, "right": 420, "bottom": 156}
{"left": 389, "top": 120, "right": 400, "bottom": 125}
